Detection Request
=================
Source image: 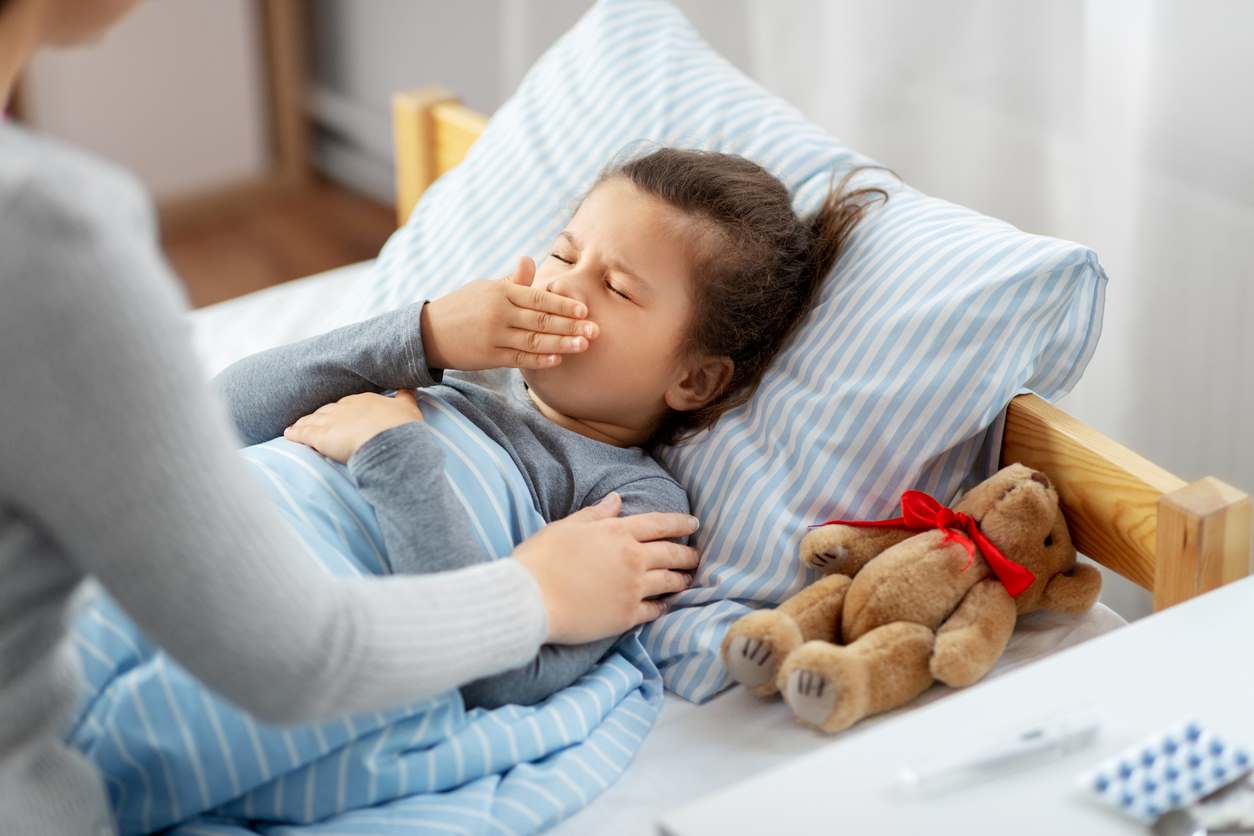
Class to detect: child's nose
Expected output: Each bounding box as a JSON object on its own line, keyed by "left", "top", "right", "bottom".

{"left": 544, "top": 275, "right": 588, "bottom": 309}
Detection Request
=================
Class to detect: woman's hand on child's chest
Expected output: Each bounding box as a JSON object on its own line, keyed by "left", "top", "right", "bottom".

{"left": 284, "top": 390, "right": 425, "bottom": 464}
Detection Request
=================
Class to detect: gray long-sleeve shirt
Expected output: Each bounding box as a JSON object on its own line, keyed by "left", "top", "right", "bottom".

{"left": 213, "top": 302, "right": 691, "bottom": 707}
{"left": 0, "top": 123, "right": 547, "bottom": 835}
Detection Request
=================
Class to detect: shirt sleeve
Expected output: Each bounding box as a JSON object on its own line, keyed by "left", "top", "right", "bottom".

{"left": 0, "top": 173, "right": 546, "bottom": 725}
{"left": 347, "top": 420, "right": 493, "bottom": 575}
{"left": 459, "top": 475, "right": 693, "bottom": 708}
{"left": 212, "top": 301, "right": 446, "bottom": 446}
{"left": 603, "top": 476, "right": 693, "bottom": 543}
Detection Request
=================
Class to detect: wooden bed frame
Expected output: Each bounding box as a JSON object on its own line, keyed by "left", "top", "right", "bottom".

{"left": 390, "top": 87, "right": 1252, "bottom": 612}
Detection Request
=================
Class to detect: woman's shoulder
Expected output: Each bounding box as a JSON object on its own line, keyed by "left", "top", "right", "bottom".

{"left": 0, "top": 122, "right": 154, "bottom": 242}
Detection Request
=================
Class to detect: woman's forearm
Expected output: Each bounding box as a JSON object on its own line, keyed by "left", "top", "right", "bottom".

{"left": 213, "top": 301, "right": 444, "bottom": 445}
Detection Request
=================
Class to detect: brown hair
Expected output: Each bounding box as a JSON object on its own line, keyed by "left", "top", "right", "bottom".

{"left": 597, "top": 148, "right": 889, "bottom": 448}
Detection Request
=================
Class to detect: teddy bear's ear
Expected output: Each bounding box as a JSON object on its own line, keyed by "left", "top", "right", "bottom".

{"left": 954, "top": 463, "right": 1042, "bottom": 518}
{"left": 799, "top": 524, "right": 917, "bottom": 576}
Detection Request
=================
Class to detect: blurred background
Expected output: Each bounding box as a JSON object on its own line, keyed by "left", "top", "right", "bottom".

{"left": 12, "top": 0, "right": 1250, "bottom": 619}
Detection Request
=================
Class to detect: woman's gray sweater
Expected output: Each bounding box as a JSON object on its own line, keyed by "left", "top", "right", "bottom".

{"left": 0, "top": 124, "right": 548, "bottom": 835}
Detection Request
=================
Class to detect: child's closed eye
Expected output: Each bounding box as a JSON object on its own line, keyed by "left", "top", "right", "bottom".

{"left": 604, "top": 280, "right": 631, "bottom": 301}
{"left": 547, "top": 252, "right": 632, "bottom": 301}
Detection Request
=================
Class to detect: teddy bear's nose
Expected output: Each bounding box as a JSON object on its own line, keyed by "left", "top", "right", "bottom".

{"left": 1030, "top": 470, "right": 1051, "bottom": 489}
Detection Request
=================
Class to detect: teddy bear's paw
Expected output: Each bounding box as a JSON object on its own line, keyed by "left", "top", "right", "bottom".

{"left": 801, "top": 543, "right": 849, "bottom": 573}
{"left": 777, "top": 641, "right": 866, "bottom": 733}
{"left": 723, "top": 635, "right": 779, "bottom": 690}
{"left": 782, "top": 668, "right": 839, "bottom": 730}
{"left": 720, "top": 610, "right": 803, "bottom": 697}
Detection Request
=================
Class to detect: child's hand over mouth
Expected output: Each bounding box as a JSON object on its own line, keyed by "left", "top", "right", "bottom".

{"left": 420, "top": 255, "right": 598, "bottom": 372}
{"left": 284, "top": 390, "right": 425, "bottom": 464}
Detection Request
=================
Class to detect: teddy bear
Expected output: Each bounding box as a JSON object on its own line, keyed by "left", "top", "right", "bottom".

{"left": 720, "top": 463, "right": 1103, "bottom": 733}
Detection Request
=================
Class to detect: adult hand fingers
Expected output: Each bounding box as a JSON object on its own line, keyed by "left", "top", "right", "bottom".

{"left": 575, "top": 491, "right": 622, "bottom": 520}
{"left": 639, "top": 540, "right": 700, "bottom": 572}
{"left": 642, "top": 568, "right": 692, "bottom": 598}
{"left": 503, "top": 279, "right": 589, "bottom": 321}
{"left": 632, "top": 599, "right": 668, "bottom": 626}
{"left": 619, "top": 511, "right": 701, "bottom": 543}
{"left": 502, "top": 328, "right": 588, "bottom": 356}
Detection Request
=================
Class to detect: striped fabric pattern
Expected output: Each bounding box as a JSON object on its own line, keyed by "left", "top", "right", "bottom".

{"left": 351, "top": 0, "right": 1107, "bottom": 703}
{"left": 67, "top": 390, "right": 663, "bottom": 835}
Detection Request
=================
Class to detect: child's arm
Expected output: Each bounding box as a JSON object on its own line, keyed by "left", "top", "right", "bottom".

{"left": 460, "top": 477, "right": 693, "bottom": 708}
{"left": 213, "top": 301, "right": 443, "bottom": 446}
{"left": 279, "top": 389, "right": 499, "bottom": 576}
{"left": 214, "top": 258, "right": 596, "bottom": 447}
{"left": 347, "top": 420, "right": 493, "bottom": 575}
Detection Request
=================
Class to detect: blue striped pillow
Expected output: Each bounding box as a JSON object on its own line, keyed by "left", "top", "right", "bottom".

{"left": 354, "top": 0, "right": 1106, "bottom": 703}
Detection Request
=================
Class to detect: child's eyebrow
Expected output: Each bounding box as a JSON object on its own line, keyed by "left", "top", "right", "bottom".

{"left": 559, "top": 230, "right": 652, "bottom": 289}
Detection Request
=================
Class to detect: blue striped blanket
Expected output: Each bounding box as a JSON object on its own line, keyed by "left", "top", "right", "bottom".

{"left": 66, "top": 389, "right": 663, "bottom": 835}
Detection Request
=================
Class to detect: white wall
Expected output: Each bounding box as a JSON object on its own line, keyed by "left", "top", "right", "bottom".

{"left": 24, "top": 0, "right": 270, "bottom": 201}
{"left": 308, "top": 0, "right": 750, "bottom": 202}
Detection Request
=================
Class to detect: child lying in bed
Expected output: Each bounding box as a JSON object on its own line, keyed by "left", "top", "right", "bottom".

{"left": 215, "top": 148, "right": 885, "bottom": 709}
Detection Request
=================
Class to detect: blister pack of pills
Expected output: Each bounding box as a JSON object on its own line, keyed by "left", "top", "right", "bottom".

{"left": 1077, "top": 720, "right": 1252, "bottom": 824}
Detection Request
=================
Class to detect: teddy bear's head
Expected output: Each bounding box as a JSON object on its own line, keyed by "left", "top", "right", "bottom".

{"left": 953, "top": 463, "right": 1077, "bottom": 613}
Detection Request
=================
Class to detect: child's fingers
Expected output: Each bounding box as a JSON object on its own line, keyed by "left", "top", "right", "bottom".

{"left": 503, "top": 279, "right": 588, "bottom": 321}
{"left": 502, "top": 328, "right": 588, "bottom": 356}
{"left": 506, "top": 256, "right": 537, "bottom": 286}
{"left": 508, "top": 306, "right": 598, "bottom": 339}
{"left": 500, "top": 349, "right": 563, "bottom": 370}
{"left": 392, "top": 389, "right": 426, "bottom": 419}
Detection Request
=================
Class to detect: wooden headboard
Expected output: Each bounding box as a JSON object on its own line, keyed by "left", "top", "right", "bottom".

{"left": 390, "top": 87, "right": 1253, "bottom": 611}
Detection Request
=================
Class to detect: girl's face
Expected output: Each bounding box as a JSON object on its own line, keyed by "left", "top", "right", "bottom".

{"left": 521, "top": 177, "right": 729, "bottom": 445}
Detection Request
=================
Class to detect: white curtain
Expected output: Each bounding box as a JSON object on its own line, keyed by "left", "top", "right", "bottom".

{"left": 722, "top": 0, "right": 1254, "bottom": 617}
{"left": 316, "top": 0, "right": 1254, "bottom": 618}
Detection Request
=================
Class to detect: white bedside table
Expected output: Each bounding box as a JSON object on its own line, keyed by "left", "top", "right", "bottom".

{"left": 660, "top": 576, "right": 1254, "bottom": 836}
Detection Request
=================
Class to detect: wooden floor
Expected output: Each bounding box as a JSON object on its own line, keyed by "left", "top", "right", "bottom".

{"left": 162, "top": 180, "right": 395, "bottom": 309}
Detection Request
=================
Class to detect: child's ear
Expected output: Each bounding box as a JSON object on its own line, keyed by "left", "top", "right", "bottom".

{"left": 665, "top": 355, "right": 734, "bottom": 412}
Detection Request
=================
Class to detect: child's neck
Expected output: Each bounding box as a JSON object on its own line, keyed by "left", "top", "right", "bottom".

{"left": 525, "top": 384, "right": 651, "bottom": 448}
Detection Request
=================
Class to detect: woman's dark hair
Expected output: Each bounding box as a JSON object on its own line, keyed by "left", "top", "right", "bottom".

{"left": 597, "top": 148, "right": 889, "bottom": 448}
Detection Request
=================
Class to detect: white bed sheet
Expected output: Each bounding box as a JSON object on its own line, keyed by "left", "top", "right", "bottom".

{"left": 188, "top": 262, "right": 1129, "bottom": 836}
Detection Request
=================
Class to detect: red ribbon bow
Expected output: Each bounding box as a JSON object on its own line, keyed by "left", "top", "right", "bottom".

{"left": 808, "top": 490, "right": 1036, "bottom": 597}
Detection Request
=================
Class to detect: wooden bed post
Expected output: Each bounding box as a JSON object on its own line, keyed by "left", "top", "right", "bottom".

{"left": 392, "top": 88, "right": 490, "bottom": 227}
{"left": 1154, "top": 478, "right": 1253, "bottom": 610}
{"left": 260, "top": 0, "right": 313, "bottom": 187}
{"left": 392, "top": 87, "right": 455, "bottom": 228}
{"left": 1002, "top": 394, "right": 1252, "bottom": 610}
